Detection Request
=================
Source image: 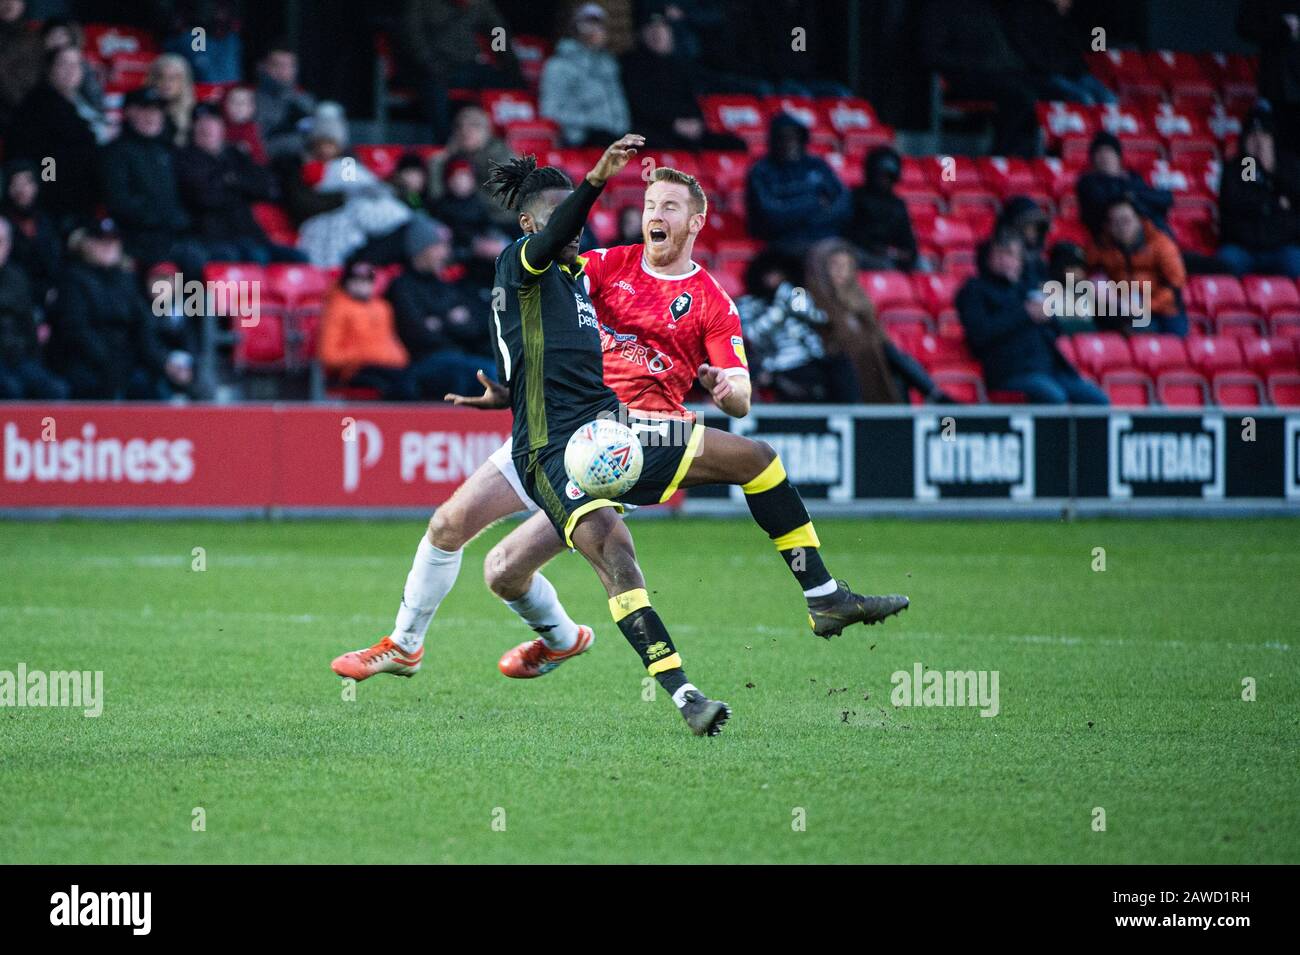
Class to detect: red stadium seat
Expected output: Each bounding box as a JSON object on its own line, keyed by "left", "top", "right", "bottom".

{"left": 354, "top": 144, "right": 404, "bottom": 180}
{"left": 1243, "top": 275, "right": 1300, "bottom": 316}
{"left": 1156, "top": 370, "right": 1209, "bottom": 407}
{"left": 265, "top": 264, "right": 331, "bottom": 306}
{"left": 913, "top": 332, "right": 974, "bottom": 371}
{"left": 1072, "top": 332, "right": 1133, "bottom": 379}
{"left": 1266, "top": 372, "right": 1300, "bottom": 406}
{"left": 1036, "top": 101, "right": 1098, "bottom": 152}
{"left": 479, "top": 89, "right": 540, "bottom": 127}
{"left": 1215, "top": 313, "right": 1267, "bottom": 339}
{"left": 918, "top": 216, "right": 976, "bottom": 252}
{"left": 860, "top": 270, "right": 916, "bottom": 309}
{"left": 1212, "top": 371, "right": 1264, "bottom": 407}
{"left": 1270, "top": 313, "right": 1300, "bottom": 339}
{"left": 251, "top": 203, "right": 297, "bottom": 246}
{"left": 1189, "top": 275, "right": 1251, "bottom": 318}
{"left": 233, "top": 309, "right": 286, "bottom": 369}
{"left": 912, "top": 272, "right": 964, "bottom": 317}
{"left": 977, "top": 156, "right": 1039, "bottom": 198}
{"left": 936, "top": 310, "right": 964, "bottom": 341}
{"left": 1186, "top": 335, "right": 1245, "bottom": 376}
{"left": 931, "top": 369, "right": 986, "bottom": 403}
{"left": 1128, "top": 333, "right": 1189, "bottom": 377}
{"left": 880, "top": 307, "right": 935, "bottom": 338}
{"left": 1056, "top": 335, "right": 1079, "bottom": 369}
{"left": 822, "top": 97, "right": 894, "bottom": 152}
{"left": 1242, "top": 337, "right": 1298, "bottom": 376}
{"left": 1102, "top": 370, "right": 1154, "bottom": 407}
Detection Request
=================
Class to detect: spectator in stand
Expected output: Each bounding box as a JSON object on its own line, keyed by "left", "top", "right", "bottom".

{"left": 1002, "top": 0, "right": 1116, "bottom": 105}
{"left": 918, "top": 0, "right": 1040, "bottom": 157}
{"left": 1047, "top": 240, "right": 1097, "bottom": 333}
{"left": 175, "top": 103, "right": 306, "bottom": 264}
{"left": 1089, "top": 197, "right": 1188, "bottom": 336}
{"left": 8, "top": 46, "right": 103, "bottom": 228}
{"left": 996, "top": 195, "right": 1052, "bottom": 292}
{"left": 3, "top": 160, "right": 62, "bottom": 309}
{"left": 387, "top": 217, "right": 494, "bottom": 398}
{"left": 616, "top": 204, "right": 643, "bottom": 245}
{"left": 47, "top": 219, "right": 194, "bottom": 400}
{"left": 736, "top": 247, "right": 854, "bottom": 402}
{"left": 1237, "top": 1, "right": 1300, "bottom": 152}
{"left": 318, "top": 260, "right": 413, "bottom": 400}
{"left": 255, "top": 43, "right": 316, "bottom": 161}
{"left": 959, "top": 230, "right": 1107, "bottom": 404}
{"left": 1076, "top": 131, "right": 1173, "bottom": 240}
{"left": 401, "top": 0, "right": 521, "bottom": 144}
{"left": 806, "top": 238, "right": 954, "bottom": 403}
{"left": 540, "top": 4, "right": 631, "bottom": 147}
{"left": 163, "top": 1, "right": 243, "bottom": 84}
{"left": 432, "top": 158, "right": 509, "bottom": 280}
{"left": 100, "top": 87, "right": 207, "bottom": 278}
{"left": 222, "top": 85, "right": 268, "bottom": 164}
{"left": 619, "top": 13, "right": 745, "bottom": 151}
{"left": 390, "top": 152, "right": 430, "bottom": 213}
{"left": 148, "top": 53, "right": 198, "bottom": 149}
{"left": 0, "top": 0, "right": 43, "bottom": 129}
{"left": 0, "top": 218, "right": 68, "bottom": 400}
{"left": 292, "top": 105, "right": 417, "bottom": 268}
{"left": 746, "top": 113, "right": 850, "bottom": 253}
{"left": 845, "top": 146, "right": 918, "bottom": 272}
{"left": 1216, "top": 109, "right": 1300, "bottom": 278}
{"left": 42, "top": 17, "right": 110, "bottom": 126}
{"left": 426, "top": 106, "right": 515, "bottom": 232}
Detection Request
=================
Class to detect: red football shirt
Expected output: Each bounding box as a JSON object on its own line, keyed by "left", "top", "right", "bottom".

{"left": 582, "top": 243, "right": 748, "bottom": 416}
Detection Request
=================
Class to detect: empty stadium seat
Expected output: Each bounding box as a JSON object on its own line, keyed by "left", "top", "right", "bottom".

{"left": 1243, "top": 275, "right": 1300, "bottom": 316}
{"left": 1243, "top": 337, "right": 1298, "bottom": 376}
{"left": 1128, "top": 333, "right": 1189, "bottom": 377}
{"left": 1212, "top": 371, "right": 1264, "bottom": 407}
{"left": 1266, "top": 372, "right": 1300, "bottom": 406}
{"left": 1186, "top": 335, "right": 1245, "bottom": 376}
{"left": 1156, "top": 370, "right": 1209, "bottom": 407}
{"left": 880, "top": 307, "right": 935, "bottom": 337}
{"left": 912, "top": 272, "right": 964, "bottom": 317}
{"left": 1072, "top": 332, "right": 1133, "bottom": 379}
{"left": 1102, "top": 370, "right": 1154, "bottom": 406}
{"left": 860, "top": 270, "right": 916, "bottom": 308}
{"left": 1189, "top": 275, "right": 1251, "bottom": 317}
{"left": 931, "top": 369, "right": 986, "bottom": 403}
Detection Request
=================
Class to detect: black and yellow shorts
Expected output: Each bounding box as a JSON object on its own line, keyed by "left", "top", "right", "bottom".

{"left": 516, "top": 412, "right": 706, "bottom": 548}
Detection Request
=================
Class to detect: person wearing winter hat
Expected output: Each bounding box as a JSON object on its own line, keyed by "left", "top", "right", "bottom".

{"left": 845, "top": 145, "right": 919, "bottom": 272}
{"left": 1076, "top": 130, "right": 1173, "bottom": 240}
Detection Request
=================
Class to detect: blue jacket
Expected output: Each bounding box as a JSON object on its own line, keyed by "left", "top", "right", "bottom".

{"left": 745, "top": 115, "right": 849, "bottom": 246}
{"left": 957, "top": 268, "right": 1068, "bottom": 386}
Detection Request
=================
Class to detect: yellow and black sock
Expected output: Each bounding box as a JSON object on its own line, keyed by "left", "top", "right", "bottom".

{"left": 610, "top": 588, "right": 689, "bottom": 696}
{"left": 742, "top": 456, "right": 834, "bottom": 594}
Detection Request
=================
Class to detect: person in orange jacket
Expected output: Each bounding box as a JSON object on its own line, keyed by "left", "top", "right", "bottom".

{"left": 318, "top": 260, "right": 414, "bottom": 398}
{"left": 1087, "top": 197, "right": 1189, "bottom": 336}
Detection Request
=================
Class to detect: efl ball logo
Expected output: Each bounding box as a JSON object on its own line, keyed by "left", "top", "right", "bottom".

{"left": 564, "top": 419, "right": 644, "bottom": 498}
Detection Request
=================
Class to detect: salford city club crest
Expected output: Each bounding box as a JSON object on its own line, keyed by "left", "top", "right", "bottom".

{"left": 668, "top": 292, "right": 693, "bottom": 322}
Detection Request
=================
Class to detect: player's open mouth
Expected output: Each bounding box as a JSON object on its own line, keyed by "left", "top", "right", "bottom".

{"left": 648, "top": 227, "right": 668, "bottom": 243}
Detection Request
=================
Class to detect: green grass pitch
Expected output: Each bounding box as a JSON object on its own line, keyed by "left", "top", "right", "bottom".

{"left": 1, "top": 516, "right": 1297, "bottom": 864}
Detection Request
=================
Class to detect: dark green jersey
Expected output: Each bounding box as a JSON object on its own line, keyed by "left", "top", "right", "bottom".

{"left": 492, "top": 233, "right": 620, "bottom": 459}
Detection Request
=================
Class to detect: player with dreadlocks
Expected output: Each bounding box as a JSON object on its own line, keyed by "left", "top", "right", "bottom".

{"left": 333, "top": 137, "right": 907, "bottom": 737}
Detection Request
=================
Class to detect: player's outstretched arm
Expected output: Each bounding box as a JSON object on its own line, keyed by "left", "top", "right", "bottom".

{"left": 525, "top": 135, "right": 644, "bottom": 269}
{"left": 698, "top": 363, "right": 752, "bottom": 417}
{"left": 445, "top": 370, "right": 510, "bottom": 408}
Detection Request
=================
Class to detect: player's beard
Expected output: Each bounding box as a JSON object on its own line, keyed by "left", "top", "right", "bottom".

{"left": 644, "top": 228, "right": 688, "bottom": 270}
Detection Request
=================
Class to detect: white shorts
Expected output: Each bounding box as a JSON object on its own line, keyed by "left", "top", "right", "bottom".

{"left": 488, "top": 437, "right": 540, "bottom": 513}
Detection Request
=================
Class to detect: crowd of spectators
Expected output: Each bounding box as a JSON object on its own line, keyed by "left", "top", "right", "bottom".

{"left": 1, "top": 0, "right": 1296, "bottom": 410}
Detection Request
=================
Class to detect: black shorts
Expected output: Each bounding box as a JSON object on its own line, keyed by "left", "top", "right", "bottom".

{"left": 515, "top": 413, "right": 706, "bottom": 548}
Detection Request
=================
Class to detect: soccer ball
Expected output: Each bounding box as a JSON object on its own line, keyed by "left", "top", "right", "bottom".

{"left": 564, "top": 418, "right": 644, "bottom": 499}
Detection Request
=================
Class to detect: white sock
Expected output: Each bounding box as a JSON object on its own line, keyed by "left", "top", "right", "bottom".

{"left": 391, "top": 536, "right": 462, "bottom": 653}
{"left": 803, "top": 579, "right": 838, "bottom": 599}
{"left": 504, "top": 573, "right": 580, "bottom": 651}
{"left": 671, "top": 683, "right": 698, "bottom": 708}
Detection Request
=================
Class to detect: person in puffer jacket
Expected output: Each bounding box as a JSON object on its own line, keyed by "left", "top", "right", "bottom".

{"left": 539, "top": 4, "right": 631, "bottom": 147}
